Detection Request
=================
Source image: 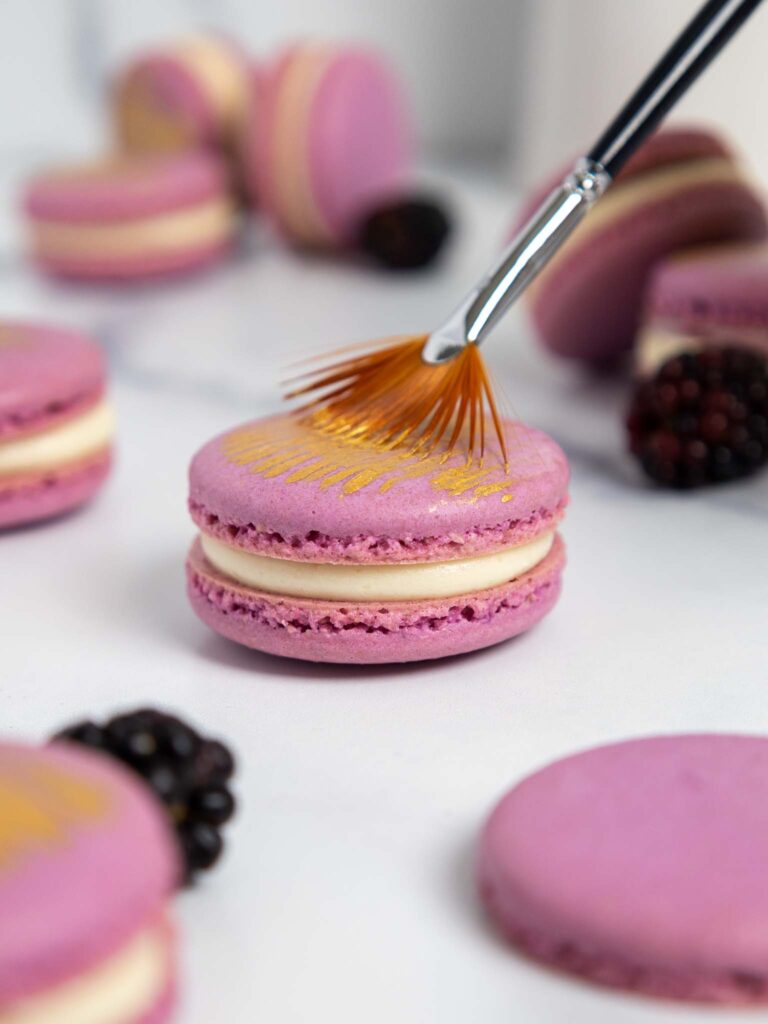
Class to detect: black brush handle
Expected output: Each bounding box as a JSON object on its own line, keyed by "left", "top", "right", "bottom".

{"left": 588, "top": 0, "right": 765, "bottom": 178}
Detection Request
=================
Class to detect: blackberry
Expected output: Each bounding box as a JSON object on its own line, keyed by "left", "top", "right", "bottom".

{"left": 53, "top": 708, "right": 237, "bottom": 885}
{"left": 627, "top": 346, "right": 768, "bottom": 488}
{"left": 358, "top": 196, "right": 452, "bottom": 270}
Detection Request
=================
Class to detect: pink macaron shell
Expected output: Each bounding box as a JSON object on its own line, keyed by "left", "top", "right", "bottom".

{"left": 530, "top": 178, "right": 767, "bottom": 362}
{"left": 478, "top": 734, "right": 768, "bottom": 1003}
{"left": 188, "top": 414, "right": 569, "bottom": 564}
{"left": 0, "top": 322, "right": 105, "bottom": 440}
{"left": 647, "top": 243, "right": 768, "bottom": 334}
{"left": 24, "top": 151, "right": 230, "bottom": 222}
{"left": 118, "top": 53, "right": 219, "bottom": 147}
{"left": 0, "top": 742, "right": 179, "bottom": 1004}
{"left": 0, "top": 451, "right": 111, "bottom": 529}
{"left": 136, "top": 977, "right": 177, "bottom": 1024}
{"left": 35, "top": 236, "right": 234, "bottom": 283}
{"left": 187, "top": 532, "right": 564, "bottom": 664}
{"left": 307, "top": 49, "right": 410, "bottom": 243}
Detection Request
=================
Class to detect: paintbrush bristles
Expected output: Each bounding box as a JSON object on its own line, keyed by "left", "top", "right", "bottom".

{"left": 285, "top": 335, "right": 509, "bottom": 465}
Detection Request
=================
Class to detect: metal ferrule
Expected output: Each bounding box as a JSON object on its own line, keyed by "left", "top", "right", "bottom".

{"left": 421, "top": 158, "right": 612, "bottom": 365}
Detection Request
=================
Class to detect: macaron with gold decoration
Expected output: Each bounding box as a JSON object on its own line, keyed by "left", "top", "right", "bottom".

{"left": 0, "top": 321, "right": 114, "bottom": 529}
{"left": 186, "top": 413, "right": 568, "bottom": 664}
{"left": 113, "top": 33, "right": 249, "bottom": 164}
{"left": 0, "top": 740, "right": 179, "bottom": 1023}
{"left": 23, "top": 152, "right": 236, "bottom": 281}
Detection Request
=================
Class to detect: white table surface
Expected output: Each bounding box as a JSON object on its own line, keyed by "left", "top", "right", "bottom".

{"left": 1, "top": 164, "right": 767, "bottom": 1024}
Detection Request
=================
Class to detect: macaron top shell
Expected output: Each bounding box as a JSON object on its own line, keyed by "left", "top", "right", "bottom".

{"left": 189, "top": 413, "right": 568, "bottom": 563}
{"left": 0, "top": 322, "right": 105, "bottom": 439}
{"left": 24, "top": 152, "right": 229, "bottom": 222}
{"left": 648, "top": 243, "right": 768, "bottom": 330}
{"left": 479, "top": 734, "right": 768, "bottom": 987}
{"left": 0, "top": 741, "right": 178, "bottom": 1003}
{"left": 308, "top": 48, "right": 410, "bottom": 240}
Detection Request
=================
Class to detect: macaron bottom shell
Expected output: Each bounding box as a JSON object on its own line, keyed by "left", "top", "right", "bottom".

{"left": 186, "top": 534, "right": 564, "bottom": 664}
{"left": 33, "top": 237, "right": 234, "bottom": 283}
{"left": 0, "top": 451, "right": 111, "bottom": 529}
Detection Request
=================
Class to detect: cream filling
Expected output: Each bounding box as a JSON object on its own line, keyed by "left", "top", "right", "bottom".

{"left": 0, "top": 400, "right": 114, "bottom": 476}
{"left": 2, "top": 924, "right": 168, "bottom": 1024}
{"left": 200, "top": 530, "right": 555, "bottom": 601}
{"left": 526, "top": 157, "right": 750, "bottom": 301}
{"left": 175, "top": 35, "right": 248, "bottom": 129}
{"left": 31, "top": 198, "right": 234, "bottom": 259}
{"left": 635, "top": 326, "right": 701, "bottom": 376}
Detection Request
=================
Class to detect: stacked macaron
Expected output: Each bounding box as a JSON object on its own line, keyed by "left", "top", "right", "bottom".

{"left": 0, "top": 740, "right": 179, "bottom": 1023}
{"left": 23, "top": 152, "right": 236, "bottom": 281}
{"left": 0, "top": 322, "right": 114, "bottom": 528}
{"left": 521, "top": 127, "right": 767, "bottom": 362}
{"left": 478, "top": 734, "right": 768, "bottom": 1004}
{"left": 186, "top": 412, "right": 568, "bottom": 664}
{"left": 245, "top": 42, "right": 410, "bottom": 248}
{"left": 114, "top": 33, "right": 249, "bottom": 162}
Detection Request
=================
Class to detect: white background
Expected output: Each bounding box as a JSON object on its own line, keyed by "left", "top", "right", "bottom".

{"left": 1, "top": 165, "right": 766, "bottom": 1022}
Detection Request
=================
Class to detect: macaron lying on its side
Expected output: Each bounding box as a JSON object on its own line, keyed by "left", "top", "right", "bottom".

{"left": 245, "top": 43, "right": 410, "bottom": 247}
{"left": 0, "top": 322, "right": 114, "bottom": 529}
{"left": 186, "top": 413, "right": 568, "bottom": 664}
{"left": 636, "top": 242, "right": 768, "bottom": 375}
{"left": 0, "top": 740, "right": 179, "bottom": 1023}
{"left": 478, "top": 734, "right": 768, "bottom": 1004}
{"left": 114, "top": 33, "right": 250, "bottom": 160}
{"left": 23, "top": 152, "right": 236, "bottom": 281}
{"left": 520, "top": 127, "right": 768, "bottom": 361}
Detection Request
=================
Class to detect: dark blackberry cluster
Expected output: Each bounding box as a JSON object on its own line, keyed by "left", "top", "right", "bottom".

{"left": 627, "top": 346, "right": 768, "bottom": 488}
{"left": 358, "top": 196, "right": 452, "bottom": 269}
{"left": 53, "top": 708, "right": 236, "bottom": 885}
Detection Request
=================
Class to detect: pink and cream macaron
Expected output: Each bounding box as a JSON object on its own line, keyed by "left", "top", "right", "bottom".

{"left": 245, "top": 43, "right": 410, "bottom": 247}
{"left": 520, "top": 127, "right": 767, "bottom": 362}
{"left": 186, "top": 413, "right": 568, "bottom": 664}
{"left": 0, "top": 740, "right": 179, "bottom": 1023}
{"left": 114, "top": 33, "right": 249, "bottom": 161}
{"left": 0, "top": 322, "right": 113, "bottom": 529}
{"left": 23, "top": 152, "right": 236, "bottom": 281}
{"left": 477, "top": 734, "right": 768, "bottom": 1004}
{"left": 637, "top": 242, "right": 768, "bottom": 375}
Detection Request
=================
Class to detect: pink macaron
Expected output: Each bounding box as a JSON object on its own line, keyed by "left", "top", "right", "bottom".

{"left": 0, "top": 740, "right": 179, "bottom": 1022}
{"left": 637, "top": 242, "right": 768, "bottom": 375}
{"left": 520, "top": 127, "right": 768, "bottom": 362}
{"left": 0, "top": 321, "right": 114, "bottom": 529}
{"left": 23, "top": 151, "right": 236, "bottom": 281}
{"left": 245, "top": 42, "right": 411, "bottom": 247}
{"left": 114, "top": 33, "right": 250, "bottom": 161}
{"left": 186, "top": 413, "right": 568, "bottom": 664}
{"left": 478, "top": 734, "right": 768, "bottom": 1004}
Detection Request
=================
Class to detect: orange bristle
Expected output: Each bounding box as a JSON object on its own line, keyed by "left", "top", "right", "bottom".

{"left": 284, "top": 335, "right": 508, "bottom": 466}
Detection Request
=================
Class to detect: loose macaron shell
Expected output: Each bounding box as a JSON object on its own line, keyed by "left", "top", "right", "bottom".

{"left": 186, "top": 413, "right": 568, "bottom": 663}
{"left": 0, "top": 322, "right": 113, "bottom": 529}
{"left": 519, "top": 127, "right": 768, "bottom": 361}
{"left": 637, "top": 244, "right": 768, "bottom": 374}
{"left": 23, "top": 152, "right": 236, "bottom": 280}
{"left": 252, "top": 45, "right": 410, "bottom": 246}
{"left": 0, "top": 741, "right": 179, "bottom": 1017}
{"left": 478, "top": 734, "right": 768, "bottom": 1003}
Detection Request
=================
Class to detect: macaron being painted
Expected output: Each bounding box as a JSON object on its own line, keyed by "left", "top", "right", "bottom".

{"left": 520, "top": 127, "right": 767, "bottom": 361}
{"left": 637, "top": 242, "right": 768, "bottom": 375}
{"left": 0, "top": 322, "right": 114, "bottom": 529}
{"left": 0, "top": 740, "right": 179, "bottom": 1022}
{"left": 478, "top": 734, "right": 768, "bottom": 1004}
{"left": 246, "top": 43, "right": 410, "bottom": 247}
{"left": 24, "top": 152, "right": 236, "bottom": 281}
{"left": 186, "top": 413, "right": 568, "bottom": 664}
{"left": 114, "top": 33, "right": 249, "bottom": 160}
